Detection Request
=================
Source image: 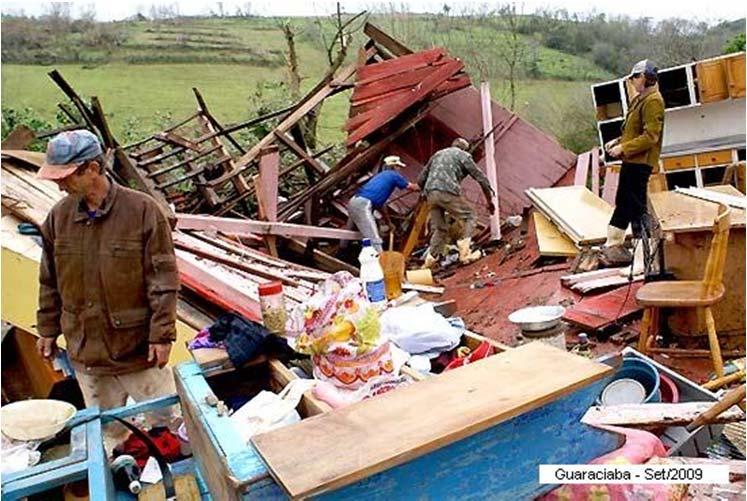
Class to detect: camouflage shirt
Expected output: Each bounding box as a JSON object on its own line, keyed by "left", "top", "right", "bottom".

{"left": 417, "top": 147, "right": 493, "bottom": 196}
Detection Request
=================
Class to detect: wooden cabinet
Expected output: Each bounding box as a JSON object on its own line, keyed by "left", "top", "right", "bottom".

{"left": 696, "top": 149, "right": 733, "bottom": 167}
{"left": 696, "top": 60, "right": 729, "bottom": 103}
{"left": 725, "top": 53, "right": 746, "bottom": 99}
{"left": 662, "top": 154, "right": 696, "bottom": 171}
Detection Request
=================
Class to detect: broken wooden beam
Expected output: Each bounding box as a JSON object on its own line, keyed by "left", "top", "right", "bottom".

{"left": 176, "top": 214, "right": 362, "bottom": 240}
{"left": 480, "top": 81, "right": 501, "bottom": 241}
{"left": 582, "top": 402, "right": 745, "bottom": 428}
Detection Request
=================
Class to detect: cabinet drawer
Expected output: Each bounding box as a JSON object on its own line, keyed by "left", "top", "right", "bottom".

{"left": 662, "top": 155, "right": 696, "bottom": 171}
{"left": 696, "top": 149, "right": 733, "bottom": 166}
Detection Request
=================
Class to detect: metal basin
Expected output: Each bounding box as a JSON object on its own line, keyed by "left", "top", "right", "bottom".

{"left": 508, "top": 305, "right": 565, "bottom": 332}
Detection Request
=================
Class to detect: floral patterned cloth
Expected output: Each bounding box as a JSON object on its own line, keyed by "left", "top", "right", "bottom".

{"left": 285, "top": 272, "right": 394, "bottom": 389}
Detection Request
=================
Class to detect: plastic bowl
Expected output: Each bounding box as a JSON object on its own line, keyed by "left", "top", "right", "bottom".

{"left": 1, "top": 399, "right": 76, "bottom": 441}
{"left": 601, "top": 378, "right": 647, "bottom": 405}
{"left": 598, "top": 356, "right": 661, "bottom": 405}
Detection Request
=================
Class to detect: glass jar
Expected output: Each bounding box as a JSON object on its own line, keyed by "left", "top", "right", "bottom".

{"left": 258, "top": 281, "right": 287, "bottom": 335}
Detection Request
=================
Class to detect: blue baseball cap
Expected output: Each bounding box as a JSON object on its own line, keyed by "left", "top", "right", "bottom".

{"left": 37, "top": 130, "right": 102, "bottom": 180}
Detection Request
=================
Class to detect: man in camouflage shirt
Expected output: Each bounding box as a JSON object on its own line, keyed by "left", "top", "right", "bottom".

{"left": 417, "top": 138, "right": 495, "bottom": 268}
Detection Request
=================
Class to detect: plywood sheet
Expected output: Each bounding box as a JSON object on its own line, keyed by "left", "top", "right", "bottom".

{"left": 650, "top": 185, "right": 746, "bottom": 233}
{"left": 527, "top": 185, "right": 615, "bottom": 244}
{"left": 533, "top": 211, "right": 578, "bottom": 256}
{"left": 251, "top": 342, "right": 613, "bottom": 499}
{"left": 563, "top": 282, "right": 643, "bottom": 330}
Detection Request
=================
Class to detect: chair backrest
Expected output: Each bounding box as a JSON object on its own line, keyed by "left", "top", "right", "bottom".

{"left": 702, "top": 204, "right": 731, "bottom": 295}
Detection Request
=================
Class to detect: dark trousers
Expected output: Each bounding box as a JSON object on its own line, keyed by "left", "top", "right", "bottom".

{"left": 609, "top": 162, "right": 653, "bottom": 237}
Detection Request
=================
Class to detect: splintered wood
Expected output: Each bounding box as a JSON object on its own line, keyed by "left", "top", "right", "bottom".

{"left": 251, "top": 343, "right": 612, "bottom": 499}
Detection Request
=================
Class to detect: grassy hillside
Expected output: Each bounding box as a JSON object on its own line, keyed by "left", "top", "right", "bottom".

{"left": 1, "top": 15, "right": 613, "bottom": 151}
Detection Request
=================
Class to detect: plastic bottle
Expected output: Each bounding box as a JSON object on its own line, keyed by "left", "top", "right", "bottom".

{"left": 258, "top": 281, "right": 287, "bottom": 335}
{"left": 358, "top": 239, "right": 387, "bottom": 308}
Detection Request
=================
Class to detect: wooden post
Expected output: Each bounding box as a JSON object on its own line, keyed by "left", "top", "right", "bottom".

{"left": 258, "top": 145, "right": 280, "bottom": 256}
{"left": 480, "top": 81, "right": 501, "bottom": 241}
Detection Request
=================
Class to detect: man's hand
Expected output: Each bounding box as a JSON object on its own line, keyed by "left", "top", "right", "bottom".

{"left": 608, "top": 144, "right": 624, "bottom": 159}
{"left": 604, "top": 138, "right": 620, "bottom": 152}
{"left": 407, "top": 182, "right": 420, "bottom": 192}
{"left": 148, "top": 343, "right": 172, "bottom": 369}
{"left": 36, "top": 336, "right": 57, "bottom": 360}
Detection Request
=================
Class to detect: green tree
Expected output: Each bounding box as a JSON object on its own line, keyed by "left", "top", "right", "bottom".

{"left": 723, "top": 33, "right": 745, "bottom": 54}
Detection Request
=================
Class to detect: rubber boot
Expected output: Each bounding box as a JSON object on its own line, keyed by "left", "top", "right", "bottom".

{"left": 423, "top": 252, "right": 439, "bottom": 269}
{"left": 599, "top": 225, "right": 631, "bottom": 267}
{"left": 457, "top": 238, "right": 482, "bottom": 264}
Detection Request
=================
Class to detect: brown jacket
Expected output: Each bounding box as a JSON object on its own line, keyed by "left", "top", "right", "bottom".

{"left": 620, "top": 87, "right": 665, "bottom": 168}
{"left": 37, "top": 181, "right": 179, "bottom": 376}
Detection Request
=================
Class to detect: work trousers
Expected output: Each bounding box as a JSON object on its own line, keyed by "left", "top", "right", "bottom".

{"left": 609, "top": 162, "right": 653, "bottom": 237}
{"left": 76, "top": 366, "right": 180, "bottom": 453}
{"left": 427, "top": 190, "right": 476, "bottom": 257}
{"left": 347, "top": 195, "right": 383, "bottom": 251}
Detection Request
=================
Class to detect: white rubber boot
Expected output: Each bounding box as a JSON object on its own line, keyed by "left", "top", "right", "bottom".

{"left": 423, "top": 252, "right": 439, "bottom": 269}
{"left": 457, "top": 238, "right": 482, "bottom": 264}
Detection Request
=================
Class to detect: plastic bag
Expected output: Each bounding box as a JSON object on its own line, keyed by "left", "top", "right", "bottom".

{"left": 380, "top": 304, "right": 462, "bottom": 356}
{"left": 230, "top": 379, "right": 316, "bottom": 444}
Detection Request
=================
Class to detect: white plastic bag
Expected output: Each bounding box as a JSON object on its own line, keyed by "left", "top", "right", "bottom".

{"left": 380, "top": 304, "right": 461, "bottom": 356}
{"left": 230, "top": 379, "right": 316, "bottom": 444}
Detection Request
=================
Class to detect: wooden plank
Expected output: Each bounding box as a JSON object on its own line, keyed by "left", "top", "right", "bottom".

{"left": 532, "top": 211, "right": 578, "bottom": 257}
{"left": 176, "top": 214, "right": 361, "bottom": 240}
{"left": 156, "top": 132, "right": 202, "bottom": 152}
{"left": 573, "top": 152, "right": 590, "bottom": 187}
{"left": 353, "top": 60, "right": 451, "bottom": 100}
{"left": 257, "top": 145, "right": 280, "bottom": 222}
{"left": 562, "top": 282, "right": 643, "bottom": 330}
{"left": 675, "top": 186, "right": 747, "bottom": 210}
{"left": 139, "top": 475, "right": 201, "bottom": 501}
{"left": 601, "top": 165, "right": 620, "bottom": 204}
{"left": 176, "top": 252, "right": 262, "bottom": 322}
{"left": 582, "top": 402, "right": 745, "bottom": 428}
{"left": 590, "top": 147, "right": 600, "bottom": 196}
{"left": 527, "top": 186, "right": 617, "bottom": 245}
{"left": 251, "top": 343, "right": 613, "bottom": 499}
{"left": 355, "top": 48, "right": 444, "bottom": 83}
{"left": 363, "top": 22, "right": 414, "bottom": 57}
{"left": 207, "top": 63, "right": 357, "bottom": 188}
{"left": 572, "top": 274, "right": 643, "bottom": 294}
{"left": 561, "top": 268, "right": 625, "bottom": 287}
{"left": 401, "top": 201, "right": 430, "bottom": 259}
{"left": 650, "top": 185, "right": 746, "bottom": 233}
{"left": 480, "top": 82, "right": 501, "bottom": 241}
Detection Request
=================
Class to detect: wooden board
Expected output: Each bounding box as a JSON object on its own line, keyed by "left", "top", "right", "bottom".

{"left": 527, "top": 185, "right": 617, "bottom": 245}
{"left": 251, "top": 342, "right": 613, "bottom": 499}
{"left": 532, "top": 211, "right": 578, "bottom": 257}
{"left": 650, "top": 185, "right": 746, "bottom": 233}
{"left": 563, "top": 282, "right": 643, "bottom": 330}
{"left": 138, "top": 475, "right": 201, "bottom": 501}
{"left": 582, "top": 402, "right": 745, "bottom": 428}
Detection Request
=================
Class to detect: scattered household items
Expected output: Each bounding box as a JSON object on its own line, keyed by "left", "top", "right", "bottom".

{"left": 379, "top": 237, "right": 405, "bottom": 300}
{"left": 442, "top": 340, "right": 495, "bottom": 370}
{"left": 230, "top": 379, "right": 316, "bottom": 444}
{"left": 249, "top": 343, "right": 615, "bottom": 499}
{"left": 114, "top": 427, "right": 182, "bottom": 469}
{"left": 0, "top": 434, "right": 41, "bottom": 474}
{"left": 205, "top": 313, "right": 275, "bottom": 367}
{"left": 258, "top": 281, "right": 287, "bottom": 335}
{"left": 601, "top": 356, "right": 661, "bottom": 404}
{"left": 111, "top": 454, "right": 142, "bottom": 494}
{"left": 637, "top": 204, "right": 731, "bottom": 377}
{"left": 508, "top": 305, "right": 565, "bottom": 332}
{"left": 405, "top": 268, "right": 434, "bottom": 285}
{"left": 380, "top": 304, "right": 462, "bottom": 357}
{"left": 0, "top": 399, "right": 76, "bottom": 441}
{"left": 358, "top": 239, "right": 387, "bottom": 307}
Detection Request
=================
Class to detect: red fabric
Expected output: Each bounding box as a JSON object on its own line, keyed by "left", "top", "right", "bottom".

{"left": 117, "top": 427, "right": 182, "bottom": 469}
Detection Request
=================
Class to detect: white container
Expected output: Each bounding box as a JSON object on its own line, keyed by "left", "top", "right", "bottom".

{"left": 358, "top": 239, "right": 386, "bottom": 308}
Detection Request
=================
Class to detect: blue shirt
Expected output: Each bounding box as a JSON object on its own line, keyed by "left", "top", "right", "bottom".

{"left": 356, "top": 170, "right": 409, "bottom": 208}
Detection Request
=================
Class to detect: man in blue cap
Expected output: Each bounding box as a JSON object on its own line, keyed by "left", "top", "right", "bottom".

{"left": 35, "top": 130, "right": 180, "bottom": 438}
{"left": 346, "top": 155, "right": 419, "bottom": 252}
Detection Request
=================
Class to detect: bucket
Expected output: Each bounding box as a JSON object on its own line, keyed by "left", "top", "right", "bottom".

{"left": 601, "top": 356, "right": 661, "bottom": 404}
{"left": 659, "top": 374, "right": 680, "bottom": 403}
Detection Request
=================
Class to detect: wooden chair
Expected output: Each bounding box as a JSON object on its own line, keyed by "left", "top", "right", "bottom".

{"left": 637, "top": 204, "right": 731, "bottom": 377}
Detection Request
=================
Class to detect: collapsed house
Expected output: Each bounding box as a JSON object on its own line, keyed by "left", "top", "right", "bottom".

{"left": 1, "top": 24, "right": 745, "bottom": 500}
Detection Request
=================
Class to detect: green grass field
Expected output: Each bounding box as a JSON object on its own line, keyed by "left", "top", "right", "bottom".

{"left": 1, "top": 16, "right": 607, "bottom": 151}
